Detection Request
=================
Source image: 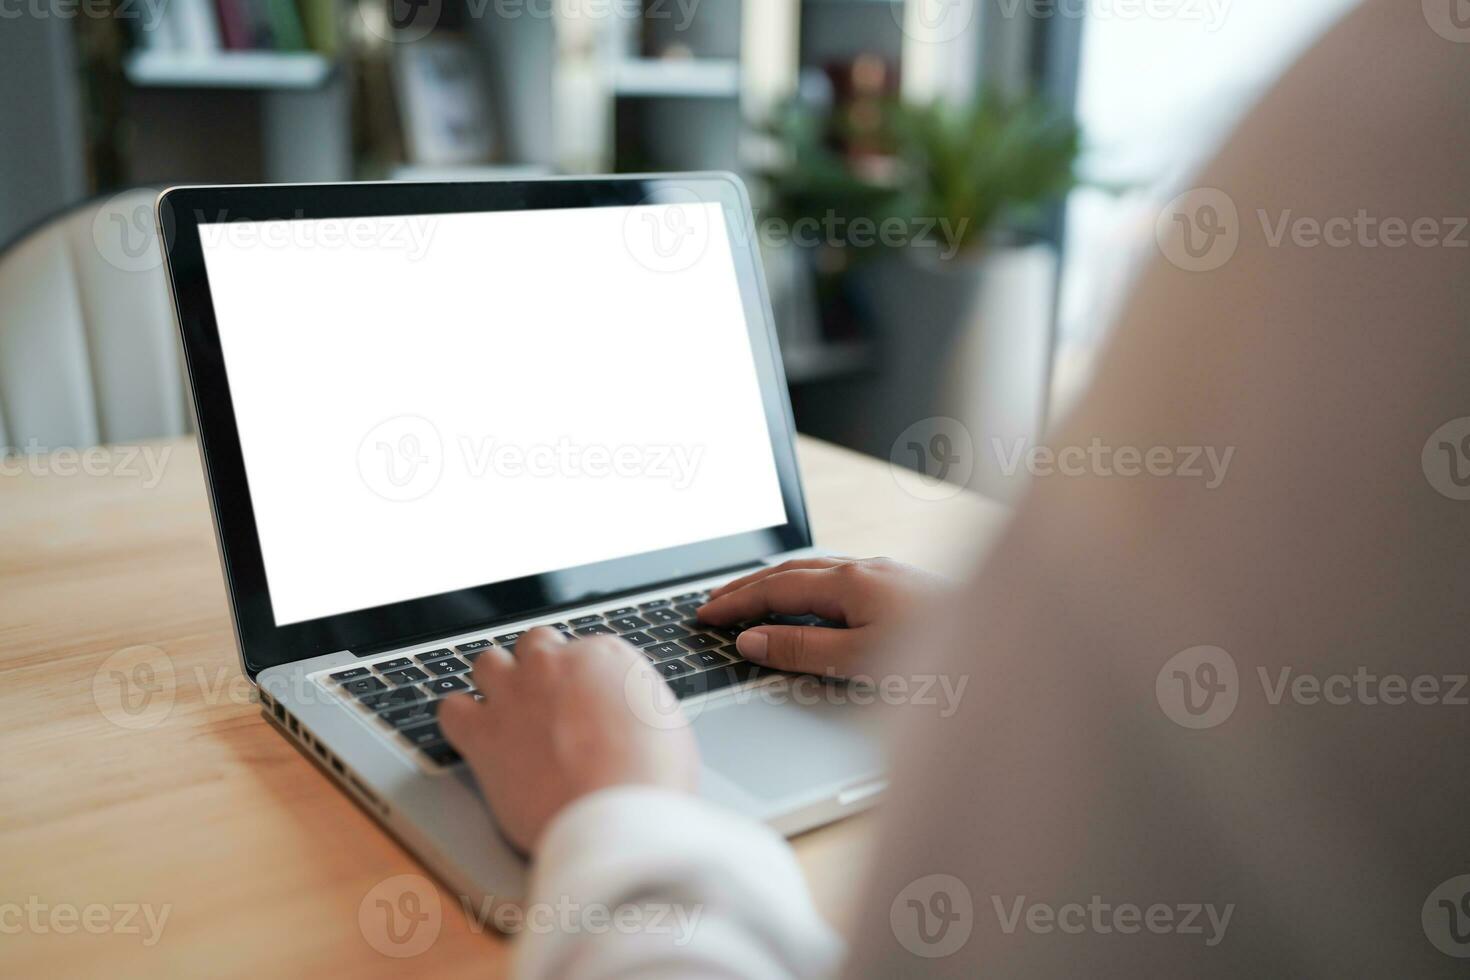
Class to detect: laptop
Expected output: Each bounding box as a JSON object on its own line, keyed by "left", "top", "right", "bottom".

{"left": 156, "top": 173, "right": 884, "bottom": 913}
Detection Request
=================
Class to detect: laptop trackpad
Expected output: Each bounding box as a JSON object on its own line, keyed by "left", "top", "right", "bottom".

{"left": 692, "top": 682, "right": 882, "bottom": 808}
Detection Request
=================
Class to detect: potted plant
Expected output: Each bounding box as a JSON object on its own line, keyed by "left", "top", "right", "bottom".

{"left": 764, "top": 92, "right": 1082, "bottom": 499}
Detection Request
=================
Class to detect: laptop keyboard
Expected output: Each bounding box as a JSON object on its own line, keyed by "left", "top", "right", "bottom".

{"left": 319, "top": 586, "right": 787, "bottom": 770}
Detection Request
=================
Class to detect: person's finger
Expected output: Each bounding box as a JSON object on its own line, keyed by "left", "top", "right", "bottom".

{"left": 705, "top": 558, "right": 851, "bottom": 600}
{"left": 736, "top": 625, "right": 858, "bottom": 675}
{"left": 514, "top": 627, "right": 568, "bottom": 679}
{"left": 697, "top": 567, "right": 851, "bottom": 625}
{"left": 439, "top": 692, "right": 492, "bottom": 755}
{"left": 468, "top": 642, "right": 516, "bottom": 697}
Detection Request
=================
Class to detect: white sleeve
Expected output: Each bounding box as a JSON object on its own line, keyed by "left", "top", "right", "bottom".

{"left": 513, "top": 786, "right": 845, "bottom": 980}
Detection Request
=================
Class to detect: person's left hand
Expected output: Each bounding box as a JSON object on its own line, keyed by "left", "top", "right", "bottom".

{"left": 439, "top": 628, "right": 699, "bottom": 855}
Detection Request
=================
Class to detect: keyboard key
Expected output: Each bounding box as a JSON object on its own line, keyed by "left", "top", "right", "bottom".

{"left": 420, "top": 742, "right": 461, "bottom": 767}
{"left": 608, "top": 616, "right": 649, "bottom": 632}
{"left": 415, "top": 648, "right": 454, "bottom": 663}
{"left": 340, "top": 676, "right": 386, "bottom": 696}
{"left": 425, "top": 676, "right": 471, "bottom": 696}
{"left": 643, "top": 608, "right": 682, "bottom": 624}
{"left": 375, "top": 657, "right": 414, "bottom": 672}
{"left": 330, "top": 667, "right": 371, "bottom": 682}
{"left": 686, "top": 650, "right": 733, "bottom": 668}
{"left": 495, "top": 631, "right": 525, "bottom": 645}
{"left": 569, "top": 614, "right": 603, "bottom": 627}
{"left": 546, "top": 622, "right": 570, "bottom": 631}
{"left": 454, "top": 639, "right": 491, "bottom": 653}
{"left": 667, "top": 661, "right": 769, "bottom": 700}
{"left": 706, "top": 626, "right": 739, "bottom": 641}
{"left": 381, "top": 703, "right": 438, "bottom": 728}
{"left": 644, "top": 642, "right": 687, "bottom": 661}
{"left": 648, "top": 624, "right": 689, "bottom": 640}
{"left": 574, "top": 623, "right": 616, "bottom": 637}
{"left": 464, "top": 649, "right": 487, "bottom": 663}
{"left": 653, "top": 659, "right": 695, "bottom": 678}
{"left": 679, "top": 633, "right": 722, "bottom": 651}
{"left": 359, "top": 686, "right": 427, "bottom": 711}
{"left": 425, "top": 657, "right": 470, "bottom": 677}
{"left": 638, "top": 599, "right": 670, "bottom": 610}
{"left": 621, "top": 631, "right": 656, "bottom": 647}
{"left": 675, "top": 603, "right": 702, "bottom": 619}
{"left": 605, "top": 606, "right": 638, "bottom": 618}
{"left": 401, "top": 721, "right": 444, "bottom": 747}
{"left": 381, "top": 666, "right": 429, "bottom": 686}
{"left": 672, "top": 591, "right": 704, "bottom": 603}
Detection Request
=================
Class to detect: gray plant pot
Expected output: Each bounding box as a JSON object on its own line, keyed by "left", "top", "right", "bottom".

{"left": 848, "top": 241, "right": 1057, "bottom": 501}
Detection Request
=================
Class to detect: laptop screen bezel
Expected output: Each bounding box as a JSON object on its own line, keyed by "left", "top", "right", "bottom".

{"left": 159, "top": 175, "right": 813, "bottom": 679}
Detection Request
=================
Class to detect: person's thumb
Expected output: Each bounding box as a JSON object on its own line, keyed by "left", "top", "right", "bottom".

{"left": 736, "top": 626, "right": 854, "bottom": 677}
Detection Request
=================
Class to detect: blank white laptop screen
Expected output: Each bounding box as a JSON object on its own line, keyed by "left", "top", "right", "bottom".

{"left": 198, "top": 204, "right": 788, "bottom": 627}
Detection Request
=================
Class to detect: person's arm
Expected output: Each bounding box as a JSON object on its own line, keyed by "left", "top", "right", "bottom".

{"left": 438, "top": 559, "right": 944, "bottom": 980}
{"left": 514, "top": 785, "right": 843, "bottom": 980}
{"left": 438, "top": 629, "right": 849, "bottom": 980}
{"left": 838, "top": 2, "right": 1470, "bottom": 976}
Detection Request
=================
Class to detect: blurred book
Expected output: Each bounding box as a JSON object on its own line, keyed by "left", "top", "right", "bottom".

{"left": 257, "top": 0, "right": 307, "bottom": 49}
{"left": 164, "top": 0, "right": 222, "bottom": 50}
{"left": 130, "top": 0, "right": 335, "bottom": 53}
{"left": 298, "top": 0, "right": 341, "bottom": 55}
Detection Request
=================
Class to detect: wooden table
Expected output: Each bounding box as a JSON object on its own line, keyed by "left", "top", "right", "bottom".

{"left": 0, "top": 436, "right": 1007, "bottom": 977}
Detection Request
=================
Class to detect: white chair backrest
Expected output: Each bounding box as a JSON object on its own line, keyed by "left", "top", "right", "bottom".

{"left": 0, "top": 188, "right": 189, "bottom": 452}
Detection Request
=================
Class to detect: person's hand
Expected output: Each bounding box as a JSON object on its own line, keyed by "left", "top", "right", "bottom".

{"left": 438, "top": 628, "right": 699, "bottom": 854}
{"left": 696, "top": 557, "right": 948, "bottom": 678}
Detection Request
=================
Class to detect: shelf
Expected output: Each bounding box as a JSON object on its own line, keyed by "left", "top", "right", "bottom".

{"left": 613, "top": 59, "right": 740, "bottom": 99}
{"left": 782, "top": 341, "right": 872, "bottom": 383}
{"left": 123, "top": 50, "right": 335, "bottom": 90}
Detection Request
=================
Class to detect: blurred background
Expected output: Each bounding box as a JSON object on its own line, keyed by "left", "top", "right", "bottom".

{"left": 2, "top": 0, "right": 1358, "bottom": 500}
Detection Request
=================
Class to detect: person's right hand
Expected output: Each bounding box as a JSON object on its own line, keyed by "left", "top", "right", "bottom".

{"left": 695, "top": 557, "right": 948, "bottom": 678}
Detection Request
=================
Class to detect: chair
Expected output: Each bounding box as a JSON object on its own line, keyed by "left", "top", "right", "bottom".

{"left": 0, "top": 187, "right": 189, "bottom": 451}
